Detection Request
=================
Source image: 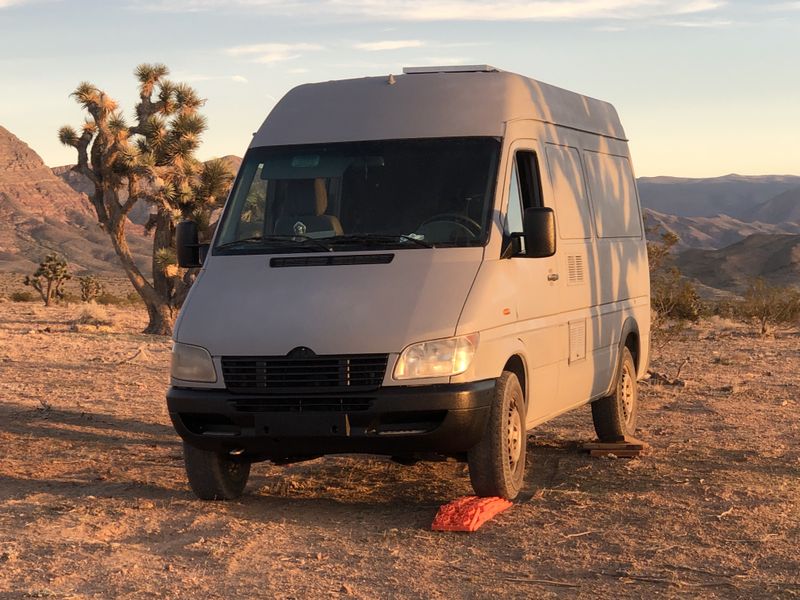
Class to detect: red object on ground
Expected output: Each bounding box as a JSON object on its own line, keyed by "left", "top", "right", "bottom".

{"left": 431, "top": 496, "right": 513, "bottom": 532}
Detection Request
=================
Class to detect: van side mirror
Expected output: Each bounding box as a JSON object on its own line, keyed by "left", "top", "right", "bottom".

{"left": 176, "top": 221, "right": 205, "bottom": 268}
{"left": 523, "top": 207, "right": 556, "bottom": 258}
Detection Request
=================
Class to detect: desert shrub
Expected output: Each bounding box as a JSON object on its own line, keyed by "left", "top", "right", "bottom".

{"left": 709, "top": 299, "right": 738, "bottom": 320}
{"left": 10, "top": 290, "right": 35, "bottom": 302}
{"left": 651, "top": 267, "right": 702, "bottom": 324}
{"left": 73, "top": 302, "right": 114, "bottom": 327}
{"left": 125, "top": 291, "right": 144, "bottom": 305}
{"left": 737, "top": 278, "right": 800, "bottom": 335}
{"left": 23, "top": 253, "right": 72, "bottom": 306}
{"left": 61, "top": 292, "right": 81, "bottom": 305}
{"left": 79, "top": 275, "right": 105, "bottom": 302}
{"left": 96, "top": 292, "right": 126, "bottom": 306}
{"left": 647, "top": 226, "right": 701, "bottom": 341}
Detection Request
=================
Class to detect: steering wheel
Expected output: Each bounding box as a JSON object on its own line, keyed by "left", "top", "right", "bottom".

{"left": 417, "top": 213, "right": 483, "bottom": 240}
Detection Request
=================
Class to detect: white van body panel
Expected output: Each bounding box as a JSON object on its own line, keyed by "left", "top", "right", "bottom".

{"left": 171, "top": 67, "right": 650, "bottom": 448}
{"left": 451, "top": 117, "right": 649, "bottom": 428}
{"left": 251, "top": 71, "right": 626, "bottom": 148}
{"left": 176, "top": 247, "right": 482, "bottom": 363}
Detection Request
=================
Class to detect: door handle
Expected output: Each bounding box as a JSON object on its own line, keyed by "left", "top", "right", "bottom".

{"left": 547, "top": 273, "right": 560, "bottom": 282}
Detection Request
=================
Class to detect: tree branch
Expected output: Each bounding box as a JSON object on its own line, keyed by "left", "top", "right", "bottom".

{"left": 122, "top": 178, "right": 139, "bottom": 215}
{"left": 74, "top": 128, "right": 98, "bottom": 185}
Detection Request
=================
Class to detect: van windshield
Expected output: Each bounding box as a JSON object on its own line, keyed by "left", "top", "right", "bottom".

{"left": 214, "top": 137, "right": 500, "bottom": 253}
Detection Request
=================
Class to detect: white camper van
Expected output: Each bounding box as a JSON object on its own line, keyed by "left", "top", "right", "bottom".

{"left": 168, "top": 66, "right": 650, "bottom": 501}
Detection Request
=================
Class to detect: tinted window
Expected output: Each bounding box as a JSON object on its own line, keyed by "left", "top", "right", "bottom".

{"left": 215, "top": 137, "right": 500, "bottom": 253}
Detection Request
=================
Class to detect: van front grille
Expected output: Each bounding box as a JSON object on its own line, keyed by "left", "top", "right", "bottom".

{"left": 231, "top": 396, "right": 373, "bottom": 413}
{"left": 221, "top": 354, "right": 389, "bottom": 394}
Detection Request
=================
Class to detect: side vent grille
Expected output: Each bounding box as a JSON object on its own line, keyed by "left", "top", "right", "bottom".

{"left": 567, "top": 255, "right": 585, "bottom": 285}
{"left": 569, "top": 320, "right": 587, "bottom": 363}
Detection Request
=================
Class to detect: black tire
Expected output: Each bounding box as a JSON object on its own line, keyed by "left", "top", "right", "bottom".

{"left": 468, "top": 371, "right": 526, "bottom": 500}
{"left": 592, "top": 346, "right": 638, "bottom": 442}
{"left": 183, "top": 442, "right": 251, "bottom": 500}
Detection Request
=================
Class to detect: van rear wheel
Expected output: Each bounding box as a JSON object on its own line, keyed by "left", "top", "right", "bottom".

{"left": 592, "top": 347, "right": 638, "bottom": 441}
{"left": 468, "top": 371, "right": 526, "bottom": 500}
{"left": 183, "top": 442, "right": 251, "bottom": 500}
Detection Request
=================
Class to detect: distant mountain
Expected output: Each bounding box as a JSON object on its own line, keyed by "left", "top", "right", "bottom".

{"left": 644, "top": 209, "right": 800, "bottom": 250}
{"left": 0, "top": 125, "right": 150, "bottom": 275}
{"left": 746, "top": 187, "right": 800, "bottom": 224}
{"left": 676, "top": 233, "right": 800, "bottom": 292}
{"left": 637, "top": 174, "right": 800, "bottom": 220}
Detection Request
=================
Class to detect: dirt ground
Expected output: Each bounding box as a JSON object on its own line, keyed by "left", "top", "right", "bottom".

{"left": 0, "top": 301, "right": 798, "bottom": 599}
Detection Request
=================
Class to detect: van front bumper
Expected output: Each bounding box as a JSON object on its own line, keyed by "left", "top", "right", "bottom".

{"left": 166, "top": 380, "right": 495, "bottom": 461}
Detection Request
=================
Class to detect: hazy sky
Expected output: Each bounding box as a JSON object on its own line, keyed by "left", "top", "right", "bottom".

{"left": 1, "top": 0, "right": 798, "bottom": 177}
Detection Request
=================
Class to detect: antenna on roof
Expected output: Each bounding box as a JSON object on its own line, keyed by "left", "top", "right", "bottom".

{"left": 387, "top": 74, "right": 396, "bottom": 85}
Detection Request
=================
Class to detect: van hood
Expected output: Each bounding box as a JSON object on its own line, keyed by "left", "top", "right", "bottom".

{"left": 175, "top": 248, "right": 483, "bottom": 357}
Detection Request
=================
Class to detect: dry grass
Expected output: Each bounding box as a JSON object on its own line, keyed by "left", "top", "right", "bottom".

{"left": 72, "top": 302, "right": 114, "bottom": 327}
{"left": 0, "top": 302, "right": 798, "bottom": 598}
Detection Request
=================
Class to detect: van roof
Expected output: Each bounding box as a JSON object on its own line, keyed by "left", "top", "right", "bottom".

{"left": 251, "top": 68, "right": 626, "bottom": 149}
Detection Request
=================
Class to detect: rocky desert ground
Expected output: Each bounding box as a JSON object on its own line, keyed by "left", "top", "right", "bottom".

{"left": 0, "top": 300, "right": 798, "bottom": 599}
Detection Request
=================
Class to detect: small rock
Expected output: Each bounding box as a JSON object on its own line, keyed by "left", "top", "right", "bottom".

{"left": 0, "top": 549, "right": 18, "bottom": 563}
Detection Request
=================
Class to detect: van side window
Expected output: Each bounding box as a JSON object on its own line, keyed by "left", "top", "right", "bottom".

{"left": 584, "top": 151, "right": 642, "bottom": 238}
{"left": 505, "top": 150, "right": 544, "bottom": 236}
{"left": 516, "top": 151, "right": 543, "bottom": 209}
{"left": 505, "top": 161, "right": 524, "bottom": 235}
{"left": 545, "top": 144, "right": 592, "bottom": 239}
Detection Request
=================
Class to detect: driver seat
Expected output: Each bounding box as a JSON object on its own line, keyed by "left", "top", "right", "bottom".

{"left": 274, "top": 179, "right": 343, "bottom": 237}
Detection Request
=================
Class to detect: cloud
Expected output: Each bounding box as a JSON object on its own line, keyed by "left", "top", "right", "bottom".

{"left": 0, "top": 0, "right": 38, "bottom": 7}
{"left": 663, "top": 18, "right": 732, "bottom": 27}
{"left": 353, "top": 40, "right": 425, "bottom": 51}
{"left": 769, "top": 1, "right": 800, "bottom": 9}
{"left": 181, "top": 74, "right": 250, "bottom": 83}
{"left": 131, "top": 0, "right": 727, "bottom": 21}
{"left": 330, "top": 0, "right": 728, "bottom": 21}
{"left": 225, "top": 42, "right": 324, "bottom": 63}
{"left": 414, "top": 56, "right": 472, "bottom": 65}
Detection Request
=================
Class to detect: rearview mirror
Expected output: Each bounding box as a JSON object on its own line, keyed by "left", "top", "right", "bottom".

{"left": 523, "top": 207, "right": 556, "bottom": 258}
{"left": 176, "top": 221, "right": 204, "bottom": 268}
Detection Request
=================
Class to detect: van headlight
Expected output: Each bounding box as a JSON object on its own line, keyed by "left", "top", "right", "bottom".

{"left": 393, "top": 334, "right": 478, "bottom": 380}
{"left": 171, "top": 342, "right": 217, "bottom": 383}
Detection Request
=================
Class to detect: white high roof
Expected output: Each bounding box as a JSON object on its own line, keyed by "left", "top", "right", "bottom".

{"left": 251, "top": 68, "right": 626, "bottom": 148}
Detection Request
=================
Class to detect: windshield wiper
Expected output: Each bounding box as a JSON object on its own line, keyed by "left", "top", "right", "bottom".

{"left": 216, "top": 235, "right": 332, "bottom": 252}
{"left": 326, "top": 233, "right": 434, "bottom": 249}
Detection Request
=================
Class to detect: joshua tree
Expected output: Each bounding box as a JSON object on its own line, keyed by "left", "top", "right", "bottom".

{"left": 24, "top": 253, "right": 72, "bottom": 307}
{"left": 79, "top": 275, "right": 105, "bottom": 303}
{"left": 58, "top": 64, "right": 234, "bottom": 335}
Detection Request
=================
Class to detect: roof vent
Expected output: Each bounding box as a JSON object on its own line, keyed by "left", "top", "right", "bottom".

{"left": 402, "top": 65, "right": 500, "bottom": 74}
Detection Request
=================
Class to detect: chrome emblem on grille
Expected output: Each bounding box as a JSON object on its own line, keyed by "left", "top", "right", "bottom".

{"left": 293, "top": 221, "right": 307, "bottom": 235}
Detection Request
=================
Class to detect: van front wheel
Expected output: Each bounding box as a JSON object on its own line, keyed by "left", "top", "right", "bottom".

{"left": 592, "top": 347, "right": 638, "bottom": 441}
{"left": 468, "top": 371, "right": 526, "bottom": 500}
{"left": 183, "top": 442, "right": 251, "bottom": 500}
